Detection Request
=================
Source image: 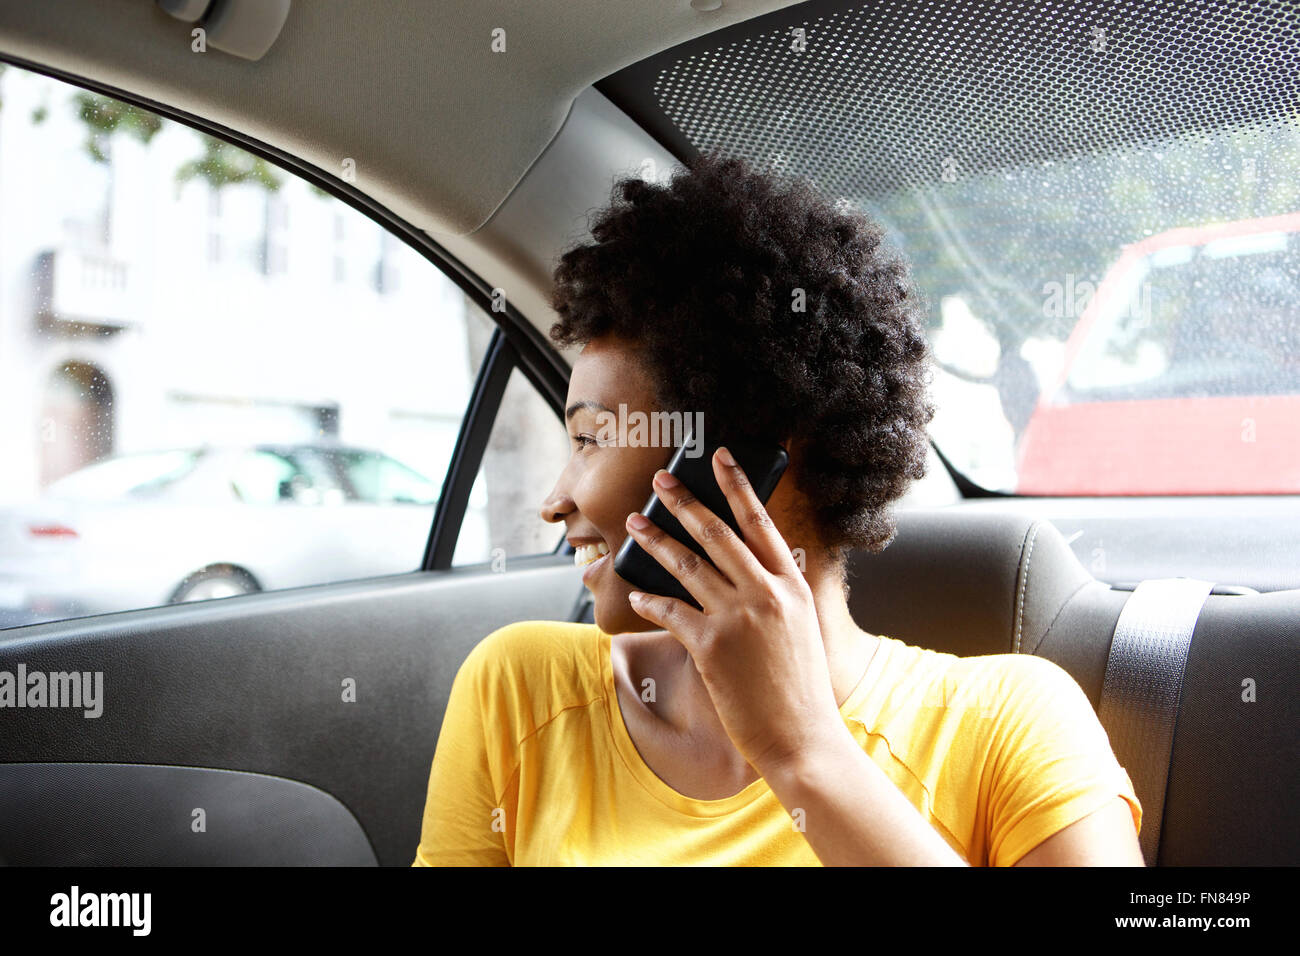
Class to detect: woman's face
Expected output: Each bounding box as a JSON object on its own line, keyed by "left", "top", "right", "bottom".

{"left": 539, "top": 334, "right": 678, "bottom": 636}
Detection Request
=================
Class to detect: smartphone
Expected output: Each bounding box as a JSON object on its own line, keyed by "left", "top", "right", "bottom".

{"left": 612, "top": 428, "right": 789, "bottom": 610}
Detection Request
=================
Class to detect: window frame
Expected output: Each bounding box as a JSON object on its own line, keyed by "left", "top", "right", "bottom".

{"left": 0, "top": 51, "right": 572, "bottom": 579}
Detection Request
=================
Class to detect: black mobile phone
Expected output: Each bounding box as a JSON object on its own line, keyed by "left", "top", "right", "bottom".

{"left": 612, "top": 428, "right": 789, "bottom": 610}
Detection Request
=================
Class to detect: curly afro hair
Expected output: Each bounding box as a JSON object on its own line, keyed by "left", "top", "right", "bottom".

{"left": 547, "top": 147, "right": 936, "bottom": 581}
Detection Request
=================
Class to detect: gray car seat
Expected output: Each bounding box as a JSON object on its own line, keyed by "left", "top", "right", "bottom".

{"left": 847, "top": 510, "right": 1298, "bottom": 866}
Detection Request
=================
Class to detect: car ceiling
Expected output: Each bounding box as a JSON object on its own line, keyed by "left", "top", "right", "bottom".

{"left": 0, "top": 0, "right": 808, "bottom": 366}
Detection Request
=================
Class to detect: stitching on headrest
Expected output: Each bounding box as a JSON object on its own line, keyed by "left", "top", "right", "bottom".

{"left": 1014, "top": 520, "right": 1043, "bottom": 654}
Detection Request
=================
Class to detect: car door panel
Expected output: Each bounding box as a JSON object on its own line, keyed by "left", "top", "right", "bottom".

{"left": 0, "top": 556, "right": 584, "bottom": 866}
{"left": 0, "top": 763, "right": 379, "bottom": 866}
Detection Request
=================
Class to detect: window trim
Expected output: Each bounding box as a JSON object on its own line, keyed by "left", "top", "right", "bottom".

{"left": 425, "top": 327, "right": 512, "bottom": 570}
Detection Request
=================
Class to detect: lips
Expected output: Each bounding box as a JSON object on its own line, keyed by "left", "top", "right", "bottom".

{"left": 581, "top": 548, "right": 611, "bottom": 584}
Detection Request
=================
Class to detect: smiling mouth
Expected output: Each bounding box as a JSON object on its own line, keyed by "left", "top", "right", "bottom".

{"left": 574, "top": 541, "right": 611, "bottom": 568}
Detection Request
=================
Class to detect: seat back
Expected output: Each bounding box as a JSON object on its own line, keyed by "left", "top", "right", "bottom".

{"left": 847, "top": 509, "right": 1298, "bottom": 865}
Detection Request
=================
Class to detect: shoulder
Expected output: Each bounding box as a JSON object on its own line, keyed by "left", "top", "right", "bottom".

{"left": 868, "top": 638, "right": 1086, "bottom": 706}
{"left": 455, "top": 620, "right": 606, "bottom": 729}
{"left": 979, "top": 653, "right": 1096, "bottom": 722}
{"left": 868, "top": 638, "right": 1034, "bottom": 711}
{"left": 468, "top": 619, "right": 600, "bottom": 669}
{"left": 868, "top": 641, "right": 1102, "bottom": 752}
{"left": 928, "top": 649, "right": 1090, "bottom": 715}
{"left": 960, "top": 653, "right": 1119, "bottom": 770}
{"left": 985, "top": 651, "right": 1080, "bottom": 687}
{"left": 966, "top": 655, "right": 1141, "bottom": 864}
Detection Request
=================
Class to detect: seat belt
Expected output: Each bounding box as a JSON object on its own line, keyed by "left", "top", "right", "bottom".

{"left": 1098, "top": 577, "right": 1214, "bottom": 866}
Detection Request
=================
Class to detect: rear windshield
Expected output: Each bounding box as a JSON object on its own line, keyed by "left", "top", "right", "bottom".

{"left": 866, "top": 113, "right": 1300, "bottom": 494}
{"left": 599, "top": 0, "right": 1300, "bottom": 495}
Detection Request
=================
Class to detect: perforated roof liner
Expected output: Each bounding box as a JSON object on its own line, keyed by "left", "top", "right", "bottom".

{"left": 598, "top": 0, "right": 1300, "bottom": 201}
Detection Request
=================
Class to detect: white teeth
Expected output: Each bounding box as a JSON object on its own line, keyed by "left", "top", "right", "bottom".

{"left": 574, "top": 541, "right": 611, "bottom": 567}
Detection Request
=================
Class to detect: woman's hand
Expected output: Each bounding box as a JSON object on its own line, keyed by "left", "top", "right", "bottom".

{"left": 623, "top": 447, "right": 851, "bottom": 778}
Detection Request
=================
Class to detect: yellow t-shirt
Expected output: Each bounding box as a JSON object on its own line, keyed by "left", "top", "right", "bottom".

{"left": 412, "top": 620, "right": 1141, "bottom": 866}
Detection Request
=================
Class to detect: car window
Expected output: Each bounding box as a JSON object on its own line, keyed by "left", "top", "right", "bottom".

{"left": 453, "top": 367, "right": 571, "bottom": 567}
{"left": 0, "top": 64, "right": 507, "bottom": 627}
{"left": 597, "top": 3, "right": 1300, "bottom": 496}
{"left": 871, "top": 120, "right": 1300, "bottom": 494}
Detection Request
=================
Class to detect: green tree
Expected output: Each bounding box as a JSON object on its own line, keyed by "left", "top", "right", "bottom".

{"left": 72, "top": 91, "right": 162, "bottom": 162}
{"left": 174, "top": 130, "right": 283, "bottom": 192}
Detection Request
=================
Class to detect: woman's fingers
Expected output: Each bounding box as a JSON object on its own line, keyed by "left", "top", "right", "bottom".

{"left": 710, "top": 446, "right": 801, "bottom": 579}
{"left": 641, "top": 465, "right": 769, "bottom": 591}
{"left": 625, "top": 587, "right": 707, "bottom": 652}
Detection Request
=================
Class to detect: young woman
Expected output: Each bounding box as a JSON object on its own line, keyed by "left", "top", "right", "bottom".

{"left": 413, "top": 149, "right": 1143, "bottom": 866}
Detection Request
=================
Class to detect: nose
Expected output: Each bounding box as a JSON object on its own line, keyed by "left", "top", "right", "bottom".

{"left": 539, "top": 486, "right": 571, "bottom": 524}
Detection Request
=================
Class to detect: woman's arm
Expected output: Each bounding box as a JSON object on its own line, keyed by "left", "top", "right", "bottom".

{"left": 760, "top": 733, "right": 1144, "bottom": 866}
{"left": 759, "top": 660, "right": 1146, "bottom": 867}
{"left": 988, "top": 656, "right": 1145, "bottom": 867}
{"left": 760, "top": 727, "right": 970, "bottom": 865}
{"left": 412, "top": 636, "right": 513, "bottom": 867}
{"left": 1013, "top": 797, "right": 1144, "bottom": 866}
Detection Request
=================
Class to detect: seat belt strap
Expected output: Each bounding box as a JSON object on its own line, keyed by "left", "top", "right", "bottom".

{"left": 1098, "top": 577, "right": 1214, "bottom": 866}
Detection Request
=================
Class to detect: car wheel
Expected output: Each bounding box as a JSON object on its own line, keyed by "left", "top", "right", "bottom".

{"left": 169, "top": 565, "right": 260, "bottom": 603}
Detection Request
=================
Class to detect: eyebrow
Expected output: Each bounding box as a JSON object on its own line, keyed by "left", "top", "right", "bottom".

{"left": 565, "top": 399, "right": 612, "bottom": 422}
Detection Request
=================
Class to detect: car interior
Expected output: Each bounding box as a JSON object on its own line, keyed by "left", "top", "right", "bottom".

{"left": 0, "top": 0, "right": 1295, "bottom": 868}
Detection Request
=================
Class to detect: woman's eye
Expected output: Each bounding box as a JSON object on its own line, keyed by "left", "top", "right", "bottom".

{"left": 572, "top": 433, "right": 598, "bottom": 449}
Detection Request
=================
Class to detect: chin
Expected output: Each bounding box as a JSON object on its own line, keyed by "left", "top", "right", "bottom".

{"left": 593, "top": 591, "right": 652, "bottom": 636}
